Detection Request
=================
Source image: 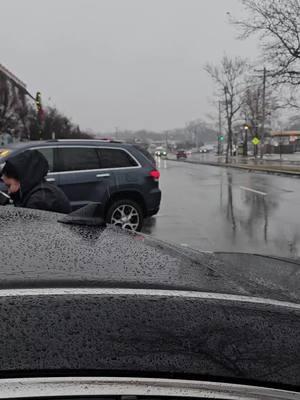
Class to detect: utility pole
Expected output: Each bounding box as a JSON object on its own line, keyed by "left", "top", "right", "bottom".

{"left": 35, "top": 91, "right": 44, "bottom": 140}
{"left": 165, "top": 131, "right": 169, "bottom": 150}
{"left": 260, "top": 67, "right": 267, "bottom": 159}
{"left": 224, "top": 85, "right": 230, "bottom": 163}
{"left": 218, "top": 101, "right": 222, "bottom": 155}
{"left": 195, "top": 129, "right": 200, "bottom": 152}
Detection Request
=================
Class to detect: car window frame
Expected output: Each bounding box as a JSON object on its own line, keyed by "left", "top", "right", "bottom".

{"left": 29, "top": 146, "right": 58, "bottom": 173}
{"left": 52, "top": 145, "right": 141, "bottom": 174}
{"left": 132, "top": 144, "right": 156, "bottom": 166}
{"left": 97, "top": 147, "right": 140, "bottom": 170}
{"left": 4, "top": 145, "right": 142, "bottom": 175}
{"left": 55, "top": 145, "right": 101, "bottom": 173}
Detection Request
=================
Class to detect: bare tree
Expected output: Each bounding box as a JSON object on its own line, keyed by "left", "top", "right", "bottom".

{"left": 0, "top": 73, "right": 30, "bottom": 139}
{"left": 27, "top": 106, "right": 92, "bottom": 140}
{"left": 233, "top": 0, "right": 300, "bottom": 86}
{"left": 205, "top": 56, "right": 248, "bottom": 162}
{"left": 186, "top": 119, "right": 211, "bottom": 151}
{"left": 285, "top": 114, "right": 300, "bottom": 130}
{"left": 241, "top": 77, "right": 279, "bottom": 155}
{"left": 0, "top": 70, "right": 91, "bottom": 141}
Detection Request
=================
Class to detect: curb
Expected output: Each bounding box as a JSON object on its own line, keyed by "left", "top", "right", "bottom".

{"left": 167, "top": 158, "right": 300, "bottom": 177}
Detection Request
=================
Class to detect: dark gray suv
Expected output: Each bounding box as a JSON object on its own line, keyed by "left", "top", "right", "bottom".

{"left": 0, "top": 139, "right": 161, "bottom": 230}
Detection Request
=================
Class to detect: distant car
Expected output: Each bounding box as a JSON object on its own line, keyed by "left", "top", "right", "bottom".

{"left": 199, "top": 146, "right": 212, "bottom": 153}
{"left": 0, "top": 139, "right": 161, "bottom": 231}
{"left": 0, "top": 206, "right": 299, "bottom": 396}
{"left": 176, "top": 149, "right": 187, "bottom": 160}
{"left": 154, "top": 147, "right": 167, "bottom": 158}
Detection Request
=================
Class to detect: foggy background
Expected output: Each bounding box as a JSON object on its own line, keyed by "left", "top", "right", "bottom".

{"left": 1, "top": 0, "right": 259, "bottom": 132}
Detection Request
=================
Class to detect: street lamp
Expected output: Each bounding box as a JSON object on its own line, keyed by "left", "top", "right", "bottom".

{"left": 243, "top": 124, "right": 250, "bottom": 157}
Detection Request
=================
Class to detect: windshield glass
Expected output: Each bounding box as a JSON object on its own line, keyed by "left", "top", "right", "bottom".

{"left": 1, "top": 0, "right": 300, "bottom": 258}
{"left": 1, "top": 0, "right": 300, "bottom": 392}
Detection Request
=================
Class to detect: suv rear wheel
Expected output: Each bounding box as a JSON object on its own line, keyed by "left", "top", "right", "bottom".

{"left": 106, "top": 199, "right": 143, "bottom": 231}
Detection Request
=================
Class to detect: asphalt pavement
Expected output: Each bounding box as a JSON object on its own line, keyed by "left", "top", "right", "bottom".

{"left": 142, "top": 158, "right": 300, "bottom": 259}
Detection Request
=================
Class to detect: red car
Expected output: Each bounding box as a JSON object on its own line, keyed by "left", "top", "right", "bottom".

{"left": 176, "top": 149, "right": 187, "bottom": 160}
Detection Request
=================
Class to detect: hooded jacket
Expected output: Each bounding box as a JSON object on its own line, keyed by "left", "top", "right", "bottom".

{"left": 2, "top": 150, "right": 71, "bottom": 214}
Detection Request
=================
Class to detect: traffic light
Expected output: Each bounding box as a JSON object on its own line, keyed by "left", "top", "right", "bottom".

{"left": 35, "top": 91, "right": 44, "bottom": 122}
{"left": 35, "top": 92, "right": 42, "bottom": 112}
{"left": 219, "top": 135, "right": 224, "bottom": 141}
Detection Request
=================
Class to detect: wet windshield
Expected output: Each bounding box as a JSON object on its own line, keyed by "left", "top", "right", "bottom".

{"left": 0, "top": 1, "right": 299, "bottom": 258}
{"left": 1, "top": 0, "right": 300, "bottom": 392}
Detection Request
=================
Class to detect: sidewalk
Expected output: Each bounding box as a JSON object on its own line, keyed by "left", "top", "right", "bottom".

{"left": 168, "top": 153, "right": 300, "bottom": 176}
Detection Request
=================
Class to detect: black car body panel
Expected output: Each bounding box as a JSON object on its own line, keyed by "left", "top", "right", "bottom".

{"left": 0, "top": 207, "right": 299, "bottom": 389}
{"left": 0, "top": 140, "right": 161, "bottom": 218}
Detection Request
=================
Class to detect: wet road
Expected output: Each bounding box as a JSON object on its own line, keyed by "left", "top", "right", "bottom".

{"left": 143, "top": 159, "right": 300, "bottom": 259}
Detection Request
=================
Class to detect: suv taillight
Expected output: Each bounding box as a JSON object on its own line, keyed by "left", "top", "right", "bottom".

{"left": 150, "top": 170, "right": 160, "bottom": 181}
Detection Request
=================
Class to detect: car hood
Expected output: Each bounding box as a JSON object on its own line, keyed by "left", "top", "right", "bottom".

{"left": 0, "top": 206, "right": 299, "bottom": 388}
{"left": 0, "top": 206, "right": 299, "bottom": 304}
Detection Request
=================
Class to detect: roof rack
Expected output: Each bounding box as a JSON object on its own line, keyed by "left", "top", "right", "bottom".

{"left": 94, "top": 138, "right": 123, "bottom": 143}
{"left": 45, "top": 139, "right": 123, "bottom": 144}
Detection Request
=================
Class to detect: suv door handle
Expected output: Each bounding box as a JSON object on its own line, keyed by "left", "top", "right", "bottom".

{"left": 96, "top": 173, "right": 110, "bottom": 178}
{"left": 46, "top": 177, "right": 56, "bottom": 182}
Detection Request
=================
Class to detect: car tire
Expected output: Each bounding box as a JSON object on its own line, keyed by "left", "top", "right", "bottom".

{"left": 106, "top": 199, "right": 144, "bottom": 232}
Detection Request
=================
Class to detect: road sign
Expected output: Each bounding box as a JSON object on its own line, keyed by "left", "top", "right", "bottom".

{"left": 252, "top": 137, "right": 260, "bottom": 146}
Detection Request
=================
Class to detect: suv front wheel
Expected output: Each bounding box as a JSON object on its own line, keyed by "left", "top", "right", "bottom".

{"left": 106, "top": 199, "right": 144, "bottom": 232}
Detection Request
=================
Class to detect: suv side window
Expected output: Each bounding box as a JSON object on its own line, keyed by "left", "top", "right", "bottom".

{"left": 133, "top": 144, "right": 156, "bottom": 166}
{"left": 57, "top": 147, "right": 100, "bottom": 172}
{"left": 34, "top": 148, "right": 54, "bottom": 172}
{"left": 99, "top": 148, "right": 138, "bottom": 169}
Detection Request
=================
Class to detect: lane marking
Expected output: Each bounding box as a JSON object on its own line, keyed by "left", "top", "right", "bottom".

{"left": 240, "top": 186, "right": 267, "bottom": 196}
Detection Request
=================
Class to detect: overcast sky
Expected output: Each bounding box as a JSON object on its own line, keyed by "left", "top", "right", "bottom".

{"left": 1, "top": 0, "right": 259, "bottom": 132}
